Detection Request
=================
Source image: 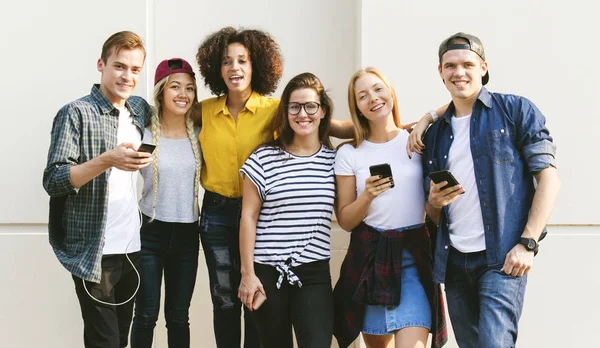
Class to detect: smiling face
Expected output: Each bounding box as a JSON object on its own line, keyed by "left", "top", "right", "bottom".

{"left": 439, "top": 49, "right": 488, "bottom": 102}
{"left": 287, "top": 88, "right": 325, "bottom": 140}
{"left": 220, "top": 42, "right": 253, "bottom": 95}
{"left": 162, "top": 73, "right": 196, "bottom": 116}
{"left": 97, "top": 47, "right": 145, "bottom": 107}
{"left": 354, "top": 72, "right": 394, "bottom": 123}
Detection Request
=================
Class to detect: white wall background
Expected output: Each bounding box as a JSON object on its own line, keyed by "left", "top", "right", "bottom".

{"left": 0, "top": 0, "right": 598, "bottom": 347}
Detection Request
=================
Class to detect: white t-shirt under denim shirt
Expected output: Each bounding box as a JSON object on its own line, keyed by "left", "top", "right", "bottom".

{"left": 446, "top": 114, "right": 486, "bottom": 252}
{"left": 139, "top": 127, "right": 201, "bottom": 223}
{"left": 103, "top": 106, "right": 142, "bottom": 254}
{"left": 334, "top": 130, "right": 425, "bottom": 230}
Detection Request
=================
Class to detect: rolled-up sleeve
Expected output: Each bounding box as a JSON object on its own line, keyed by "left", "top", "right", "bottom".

{"left": 517, "top": 99, "right": 557, "bottom": 174}
{"left": 522, "top": 139, "right": 556, "bottom": 174}
{"left": 43, "top": 105, "right": 80, "bottom": 197}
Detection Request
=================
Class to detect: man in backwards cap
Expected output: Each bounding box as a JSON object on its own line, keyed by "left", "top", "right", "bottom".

{"left": 421, "top": 32, "right": 560, "bottom": 347}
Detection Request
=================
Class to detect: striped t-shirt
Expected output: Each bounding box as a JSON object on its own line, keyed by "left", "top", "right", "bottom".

{"left": 240, "top": 145, "right": 335, "bottom": 288}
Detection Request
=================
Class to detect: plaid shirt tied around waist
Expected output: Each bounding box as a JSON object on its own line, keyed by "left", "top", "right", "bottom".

{"left": 333, "top": 222, "right": 447, "bottom": 348}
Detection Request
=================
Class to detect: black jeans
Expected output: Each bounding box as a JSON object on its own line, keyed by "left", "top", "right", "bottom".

{"left": 199, "top": 190, "right": 261, "bottom": 348}
{"left": 72, "top": 252, "right": 140, "bottom": 348}
{"left": 131, "top": 217, "right": 200, "bottom": 348}
{"left": 252, "top": 260, "right": 334, "bottom": 348}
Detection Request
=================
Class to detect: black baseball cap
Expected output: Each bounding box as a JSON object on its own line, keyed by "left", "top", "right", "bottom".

{"left": 438, "top": 32, "right": 489, "bottom": 85}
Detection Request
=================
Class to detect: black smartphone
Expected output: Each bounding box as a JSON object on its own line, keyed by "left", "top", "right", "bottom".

{"left": 369, "top": 163, "right": 393, "bottom": 179}
{"left": 137, "top": 143, "right": 156, "bottom": 154}
{"left": 429, "top": 170, "right": 463, "bottom": 192}
{"left": 369, "top": 163, "right": 395, "bottom": 188}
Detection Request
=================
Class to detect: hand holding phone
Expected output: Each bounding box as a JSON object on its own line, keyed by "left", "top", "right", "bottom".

{"left": 252, "top": 290, "right": 266, "bottom": 310}
{"left": 137, "top": 143, "right": 156, "bottom": 154}
{"left": 429, "top": 170, "right": 463, "bottom": 193}
{"left": 369, "top": 163, "right": 395, "bottom": 188}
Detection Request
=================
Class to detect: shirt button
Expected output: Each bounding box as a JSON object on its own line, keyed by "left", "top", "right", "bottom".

{"left": 444, "top": 155, "right": 447, "bottom": 159}
{"left": 450, "top": 135, "right": 453, "bottom": 139}
{"left": 429, "top": 161, "right": 432, "bottom": 164}
{"left": 500, "top": 129, "right": 505, "bottom": 133}
{"left": 445, "top": 245, "right": 449, "bottom": 250}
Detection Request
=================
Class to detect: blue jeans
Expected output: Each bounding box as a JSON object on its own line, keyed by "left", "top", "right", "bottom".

{"left": 131, "top": 216, "right": 200, "bottom": 348}
{"left": 199, "top": 191, "right": 261, "bottom": 348}
{"left": 445, "top": 247, "right": 527, "bottom": 348}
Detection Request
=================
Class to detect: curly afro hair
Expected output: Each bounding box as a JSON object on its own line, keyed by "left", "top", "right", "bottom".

{"left": 196, "top": 27, "right": 284, "bottom": 96}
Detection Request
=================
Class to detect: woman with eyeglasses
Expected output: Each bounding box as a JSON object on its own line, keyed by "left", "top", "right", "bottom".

{"left": 332, "top": 68, "right": 447, "bottom": 348}
{"left": 194, "top": 27, "right": 352, "bottom": 347}
{"left": 131, "top": 58, "right": 202, "bottom": 348}
{"left": 237, "top": 72, "right": 336, "bottom": 348}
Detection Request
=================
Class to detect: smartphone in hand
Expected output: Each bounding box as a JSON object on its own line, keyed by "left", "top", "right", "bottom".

{"left": 137, "top": 143, "right": 156, "bottom": 154}
{"left": 252, "top": 290, "right": 266, "bottom": 310}
{"left": 429, "top": 170, "right": 463, "bottom": 193}
{"left": 369, "top": 163, "right": 394, "bottom": 188}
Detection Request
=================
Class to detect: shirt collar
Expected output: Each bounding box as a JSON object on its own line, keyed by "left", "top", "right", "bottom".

{"left": 90, "top": 84, "right": 142, "bottom": 117}
{"left": 442, "top": 87, "right": 493, "bottom": 124}
{"left": 217, "top": 91, "right": 262, "bottom": 116}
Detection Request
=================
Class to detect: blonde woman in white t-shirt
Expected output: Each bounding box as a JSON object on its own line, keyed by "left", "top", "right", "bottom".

{"left": 333, "top": 68, "right": 447, "bottom": 348}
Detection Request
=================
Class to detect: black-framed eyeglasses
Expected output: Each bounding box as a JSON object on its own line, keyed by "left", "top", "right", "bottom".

{"left": 286, "top": 102, "right": 321, "bottom": 115}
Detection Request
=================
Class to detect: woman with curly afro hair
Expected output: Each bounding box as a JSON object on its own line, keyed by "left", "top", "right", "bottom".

{"left": 194, "top": 27, "right": 353, "bottom": 348}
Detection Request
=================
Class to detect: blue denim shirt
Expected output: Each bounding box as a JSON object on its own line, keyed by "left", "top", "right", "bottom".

{"left": 422, "top": 87, "right": 556, "bottom": 284}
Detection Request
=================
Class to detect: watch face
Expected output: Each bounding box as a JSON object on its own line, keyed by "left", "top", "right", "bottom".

{"left": 527, "top": 239, "right": 536, "bottom": 250}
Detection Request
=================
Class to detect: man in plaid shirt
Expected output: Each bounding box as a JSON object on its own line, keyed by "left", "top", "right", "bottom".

{"left": 43, "top": 31, "right": 153, "bottom": 348}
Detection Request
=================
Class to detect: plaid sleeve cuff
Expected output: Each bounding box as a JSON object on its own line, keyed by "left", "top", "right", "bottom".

{"left": 46, "top": 164, "right": 79, "bottom": 197}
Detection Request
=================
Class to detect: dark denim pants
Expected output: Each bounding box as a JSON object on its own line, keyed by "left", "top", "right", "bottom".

{"left": 252, "top": 260, "right": 333, "bottom": 348}
{"left": 72, "top": 252, "right": 140, "bottom": 348}
{"left": 445, "top": 247, "right": 527, "bottom": 348}
{"left": 199, "top": 190, "right": 261, "bottom": 348}
{"left": 131, "top": 216, "right": 200, "bottom": 348}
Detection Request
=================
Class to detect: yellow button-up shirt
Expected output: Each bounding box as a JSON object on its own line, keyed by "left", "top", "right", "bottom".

{"left": 200, "top": 92, "right": 279, "bottom": 198}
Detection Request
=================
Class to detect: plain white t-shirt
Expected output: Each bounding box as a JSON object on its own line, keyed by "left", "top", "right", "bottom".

{"left": 446, "top": 114, "right": 486, "bottom": 252}
{"left": 103, "top": 106, "right": 142, "bottom": 254}
{"left": 334, "top": 130, "right": 425, "bottom": 229}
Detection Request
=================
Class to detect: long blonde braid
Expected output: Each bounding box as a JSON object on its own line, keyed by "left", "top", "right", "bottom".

{"left": 149, "top": 78, "right": 168, "bottom": 221}
{"left": 185, "top": 115, "right": 202, "bottom": 218}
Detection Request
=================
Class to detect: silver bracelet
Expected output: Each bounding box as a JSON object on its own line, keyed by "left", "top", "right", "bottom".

{"left": 428, "top": 109, "right": 439, "bottom": 122}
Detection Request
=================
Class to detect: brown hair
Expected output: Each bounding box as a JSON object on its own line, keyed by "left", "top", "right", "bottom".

{"left": 267, "top": 72, "right": 333, "bottom": 150}
{"left": 347, "top": 67, "right": 401, "bottom": 147}
{"left": 196, "top": 27, "right": 283, "bottom": 96}
{"left": 100, "top": 31, "right": 146, "bottom": 63}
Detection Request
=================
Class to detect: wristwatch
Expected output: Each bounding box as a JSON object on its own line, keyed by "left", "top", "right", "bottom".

{"left": 519, "top": 237, "right": 539, "bottom": 256}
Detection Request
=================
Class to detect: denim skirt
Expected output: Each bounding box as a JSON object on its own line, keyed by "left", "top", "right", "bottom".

{"left": 362, "top": 248, "right": 432, "bottom": 335}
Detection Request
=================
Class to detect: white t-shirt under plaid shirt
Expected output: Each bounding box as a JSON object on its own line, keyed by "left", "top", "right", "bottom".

{"left": 240, "top": 145, "right": 335, "bottom": 288}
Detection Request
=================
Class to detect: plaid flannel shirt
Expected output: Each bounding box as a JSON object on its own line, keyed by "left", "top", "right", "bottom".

{"left": 43, "top": 85, "right": 152, "bottom": 283}
{"left": 333, "top": 222, "right": 448, "bottom": 348}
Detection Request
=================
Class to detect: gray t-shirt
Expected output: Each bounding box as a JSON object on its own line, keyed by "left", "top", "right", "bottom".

{"left": 139, "top": 127, "right": 201, "bottom": 223}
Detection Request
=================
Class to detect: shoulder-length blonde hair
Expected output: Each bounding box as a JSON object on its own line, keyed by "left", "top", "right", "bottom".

{"left": 347, "top": 67, "right": 401, "bottom": 148}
